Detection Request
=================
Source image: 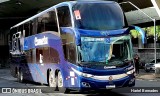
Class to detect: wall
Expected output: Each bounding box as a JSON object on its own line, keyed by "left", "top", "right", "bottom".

{"left": 0, "top": 29, "right": 9, "bottom": 68}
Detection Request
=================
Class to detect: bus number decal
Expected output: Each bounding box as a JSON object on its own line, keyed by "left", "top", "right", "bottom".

{"left": 70, "top": 71, "right": 75, "bottom": 85}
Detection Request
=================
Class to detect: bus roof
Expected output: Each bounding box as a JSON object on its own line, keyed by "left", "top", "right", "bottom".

{"left": 10, "top": 1, "right": 116, "bottom": 29}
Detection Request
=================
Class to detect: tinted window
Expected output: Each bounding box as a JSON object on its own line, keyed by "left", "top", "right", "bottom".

{"left": 151, "top": 59, "right": 160, "bottom": 63}
{"left": 37, "top": 10, "right": 58, "bottom": 33}
{"left": 63, "top": 43, "right": 77, "bottom": 63}
{"left": 151, "top": 60, "right": 155, "bottom": 63}
{"left": 26, "top": 49, "right": 33, "bottom": 63}
{"left": 18, "top": 25, "right": 23, "bottom": 34}
{"left": 36, "top": 47, "right": 60, "bottom": 64}
{"left": 50, "top": 47, "right": 60, "bottom": 63}
{"left": 157, "top": 59, "right": 160, "bottom": 62}
{"left": 10, "top": 28, "right": 17, "bottom": 51}
{"left": 24, "top": 23, "right": 30, "bottom": 37}
{"left": 73, "top": 2, "right": 125, "bottom": 30}
{"left": 57, "top": 6, "right": 71, "bottom": 27}
{"left": 32, "top": 18, "right": 38, "bottom": 35}
{"left": 61, "top": 33, "right": 77, "bottom": 63}
{"left": 23, "top": 21, "right": 33, "bottom": 37}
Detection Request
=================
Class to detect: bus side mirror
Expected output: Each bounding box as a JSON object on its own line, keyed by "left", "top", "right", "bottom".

{"left": 127, "top": 26, "right": 146, "bottom": 44}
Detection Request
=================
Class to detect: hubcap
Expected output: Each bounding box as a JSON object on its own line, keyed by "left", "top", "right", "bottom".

{"left": 58, "top": 72, "right": 63, "bottom": 87}
{"left": 49, "top": 72, "right": 56, "bottom": 87}
{"left": 20, "top": 72, "right": 23, "bottom": 81}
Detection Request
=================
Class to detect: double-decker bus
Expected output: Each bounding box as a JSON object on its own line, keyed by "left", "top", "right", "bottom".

{"left": 9, "top": 1, "right": 145, "bottom": 93}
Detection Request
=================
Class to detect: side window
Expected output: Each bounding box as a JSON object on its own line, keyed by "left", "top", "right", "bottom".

{"left": 25, "top": 49, "right": 36, "bottom": 63}
{"left": 57, "top": 6, "right": 76, "bottom": 63}
{"left": 11, "top": 26, "right": 22, "bottom": 52}
{"left": 63, "top": 43, "right": 77, "bottom": 64}
{"left": 24, "top": 23, "right": 30, "bottom": 37}
{"left": 37, "top": 10, "right": 58, "bottom": 33}
{"left": 50, "top": 48, "right": 60, "bottom": 63}
{"left": 32, "top": 18, "right": 38, "bottom": 35}
{"left": 62, "top": 33, "right": 77, "bottom": 63}
{"left": 26, "top": 49, "right": 33, "bottom": 63}
{"left": 36, "top": 47, "right": 60, "bottom": 64}
{"left": 29, "top": 22, "right": 33, "bottom": 36}
{"left": 57, "top": 6, "right": 71, "bottom": 27}
{"left": 36, "top": 48, "right": 44, "bottom": 63}
{"left": 157, "top": 59, "right": 160, "bottom": 63}
{"left": 46, "top": 11, "right": 58, "bottom": 32}
{"left": 37, "top": 16, "right": 44, "bottom": 33}
{"left": 10, "top": 28, "right": 16, "bottom": 51}
{"left": 24, "top": 22, "right": 33, "bottom": 37}
{"left": 43, "top": 47, "right": 50, "bottom": 63}
{"left": 18, "top": 25, "right": 23, "bottom": 34}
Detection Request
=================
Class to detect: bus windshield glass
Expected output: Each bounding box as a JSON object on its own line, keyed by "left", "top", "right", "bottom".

{"left": 78, "top": 36, "right": 132, "bottom": 67}
{"left": 72, "top": 2, "right": 125, "bottom": 30}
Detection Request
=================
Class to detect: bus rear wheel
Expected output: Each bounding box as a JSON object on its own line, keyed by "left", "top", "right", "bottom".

{"left": 48, "top": 71, "right": 57, "bottom": 91}
{"left": 57, "top": 71, "right": 70, "bottom": 93}
{"left": 17, "top": 69, "right": 23, "bottom": 83}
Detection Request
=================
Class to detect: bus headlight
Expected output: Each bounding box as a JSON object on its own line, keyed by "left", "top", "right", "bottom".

{"left": 126, "top": 69, "right": 135, "bottom": 75}
{"left": 82, "top": 73, "right": 93, "bottom": 78}
{"left": 71, "top": 67, "right": 93, "bottom": 78}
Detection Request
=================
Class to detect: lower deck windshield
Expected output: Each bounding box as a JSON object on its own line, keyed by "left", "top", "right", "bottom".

{"left": 78, "top": 35, "right": 133, "bottom": 66}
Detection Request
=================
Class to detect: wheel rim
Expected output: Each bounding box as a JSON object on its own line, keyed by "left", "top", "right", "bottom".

{"left": 18, "top": 71, "right": 23, "bottom": 82}
{"left": 49, "top": 72, "right": 56, "bottom": 87}
{"left": 17, "top": 71, "right": 20, "bottom": 81}
{"left": 58, "top": 72, "right": 63, "bottom": 88}
{"left": 20, "top": 71, "right": 23, "bottom": 81}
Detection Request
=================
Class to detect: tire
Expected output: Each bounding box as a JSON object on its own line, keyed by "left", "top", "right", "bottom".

{"left": 145, "top": 68, "right": 150, "bottom": 72}
{"left": 17, "top": 70, "right": 23, "bottom": 83}
{"left": 57, "top": 71, "right": 70, "bottom": 93}
{"left": 48, "top": 71, "right": 57, "bottom": 91}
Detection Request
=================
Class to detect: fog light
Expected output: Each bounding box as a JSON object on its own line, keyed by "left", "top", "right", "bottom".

{"left": 129, "top": 78, "right": 135, "bottom": 85}
{"left": 82, "top": 82, "right": 90, "bottom": 87}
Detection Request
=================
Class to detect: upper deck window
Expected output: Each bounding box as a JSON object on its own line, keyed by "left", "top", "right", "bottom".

{"left": 57, "top": 6, "right": 72, "bottom": 27}
{"left": 37, "top": 10, "right": 58, "bottom": 33}
{"left": 72, "top": 2, "right": 125, "bottom": 30}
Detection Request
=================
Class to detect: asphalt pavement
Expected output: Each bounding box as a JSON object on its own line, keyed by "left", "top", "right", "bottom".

{"left": 0, "top": 68, "right": 158, "bottom": 82}
{"left": 0, "top": 68, "right": 160, "bottom": 96}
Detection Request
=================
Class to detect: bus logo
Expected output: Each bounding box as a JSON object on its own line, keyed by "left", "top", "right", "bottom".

{"left": 101, "top": 31, "right": 109, "bottom": 36}
{"left": 104, "top": 66, "right": 116, "bottom": 69}
{"left": 34, "top": 36, "right": 48, "bottom": 46}
{"left": 109, "top": 76, "right": 113, "bottom": 81}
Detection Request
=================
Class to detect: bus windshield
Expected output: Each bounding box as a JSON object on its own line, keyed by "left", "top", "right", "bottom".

{"left": 72, "top": 2, "right": 125, "bottom": 30}
{"left": 78, "top": 36, "right": 132, "bottom": 67}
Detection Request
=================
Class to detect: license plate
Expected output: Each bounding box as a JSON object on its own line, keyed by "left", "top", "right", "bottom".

{"left": 106, "top": 85, "right": 115, "bottom": 89}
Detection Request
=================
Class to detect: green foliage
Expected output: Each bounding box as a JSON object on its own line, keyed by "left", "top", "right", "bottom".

{"left": 130, "top": 30, "right": 139, "bottom": 38}
{"left": 130, "top": 25, "right": 160, "bottom": 39}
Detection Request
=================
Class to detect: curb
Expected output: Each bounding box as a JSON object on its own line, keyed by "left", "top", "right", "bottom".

{"left": 136, "top": 78, "right": 159, "bottom": 82}
{"left": 136, "top": 77, "right": 160, "bottom": 81}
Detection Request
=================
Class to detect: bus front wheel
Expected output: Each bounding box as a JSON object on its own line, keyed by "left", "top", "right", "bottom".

{"left": 57, "top": 71, "right": 70, "bottom": 93}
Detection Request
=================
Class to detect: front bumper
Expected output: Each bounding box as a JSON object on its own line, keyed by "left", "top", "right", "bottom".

{"left": 79, "top": 74, "right": 135, "bottom": 90}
